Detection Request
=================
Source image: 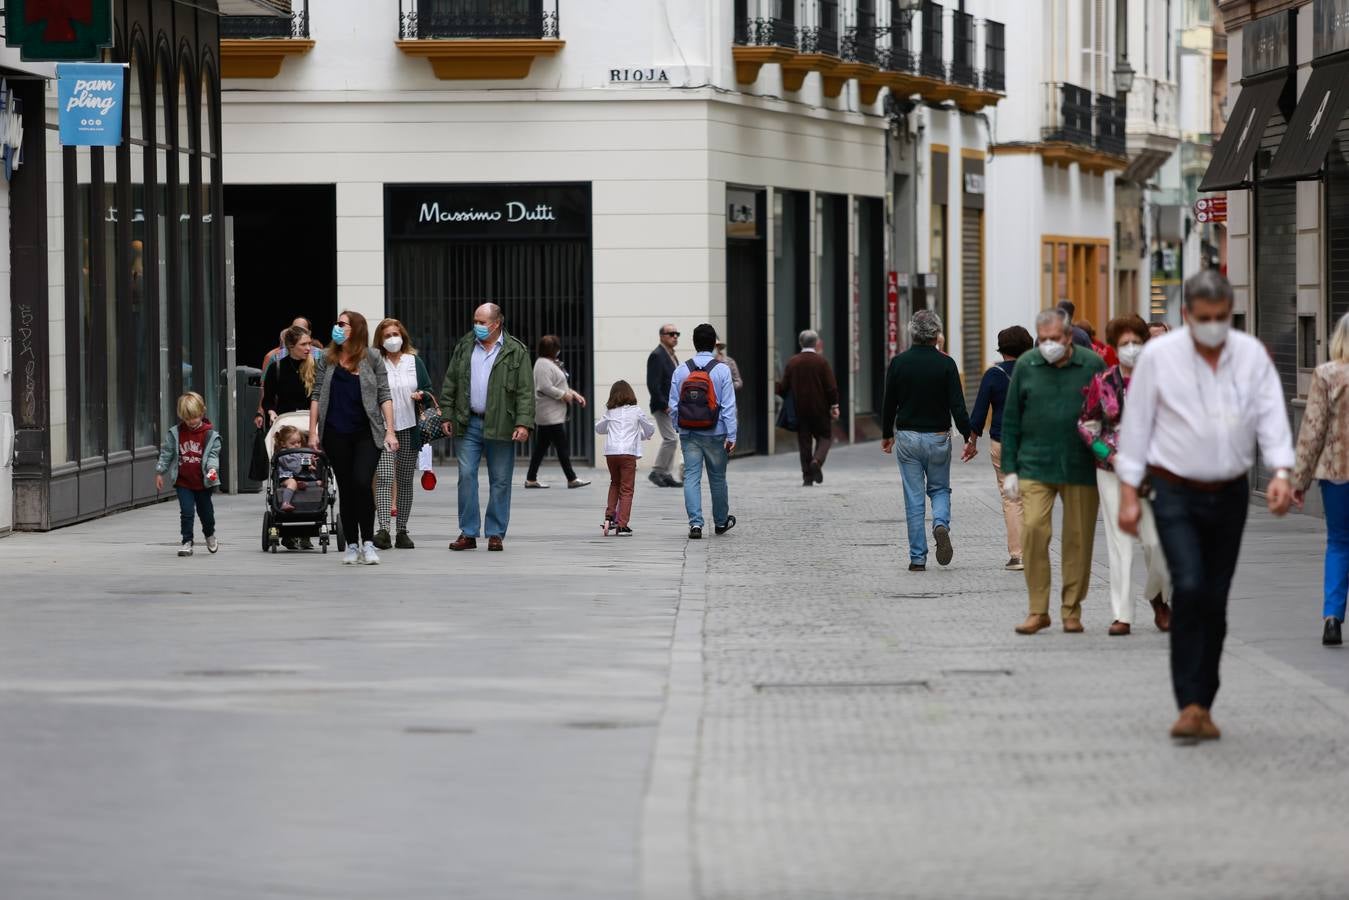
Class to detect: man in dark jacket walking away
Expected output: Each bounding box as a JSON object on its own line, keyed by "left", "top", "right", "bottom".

{"left": 777, "top": 329, "right": 840, "bottom": 486}
{"left": 646, "top": 323, "right": 683, "bottom": 487}
{"left": 880, "top": 310, "right": 972, "bottom": 572}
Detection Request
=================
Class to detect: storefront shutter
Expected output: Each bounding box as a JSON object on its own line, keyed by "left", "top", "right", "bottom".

{"left": 1253, "top": 116, "right": 1297, "bottom": 492}
{"left": 1329, "top": 116, "right": 1349, "bottom": 326}
{"left": 960, "top": 209, "right": 983, "bottom": 410}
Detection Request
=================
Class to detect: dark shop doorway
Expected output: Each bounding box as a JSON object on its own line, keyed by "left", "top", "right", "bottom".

{"left": 726, "top": 187, "right": 768, "bottom": 456}
{"left": 225, "top": 185, "right": 338, "bottom": 371}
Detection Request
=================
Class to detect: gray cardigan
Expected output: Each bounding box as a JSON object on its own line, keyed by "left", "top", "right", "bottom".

{"left": 533, "top": 357, "right": 571, "bottom": 427}
{"left": 311, "top": 352, "right": 392, "bottom": 447}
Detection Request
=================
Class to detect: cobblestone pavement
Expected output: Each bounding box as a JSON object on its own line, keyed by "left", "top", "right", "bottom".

{"left": 690, "top": 445, "right": 1349, "bottom": 900}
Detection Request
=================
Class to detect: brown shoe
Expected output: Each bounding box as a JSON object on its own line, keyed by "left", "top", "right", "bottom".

{"left": 1108, "top": 621, "right": 1131, "bottom": 636}
{"left": 448, "top": 534, "right": 477, "bottom": 551}
{"left": 1170, "top": 704, "right": 1207, "bottom": 740}
{"left": 1151, "top": 595, "right": 1171, "bottom": 632}
{"left": 1198, "top": 710, "right": 1221, "bottom": 741}
{"left": 487, "top": 536, "right": 504, "bottom": 552}
{"left": 1063, "top": 619, "right": 1084, "bottom": 633}
{"left": 1015, "top": 613, "right": 1052, "bottom": 635}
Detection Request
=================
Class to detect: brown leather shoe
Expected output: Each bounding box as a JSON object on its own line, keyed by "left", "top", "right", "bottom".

{"left": 487, "top": 536, "right": 504, "bottom": 552}
{"left": 1198, "top": 710, "right": 1221, "bottom": 741}
{"left": 1151, "top": 596, "right": 1172, "bottom": 632}
{"left": 1108, "top": 621, "right": 1131, "bottom": 636}
{"left": 1063, "top": 619, "right": 1084, "bottom": 633}
{"left": 1170, "top": 704, "right": 1207, "bottom": 740}
{"left": 448, "top": 534, "right": 477, "bottom": 551}
{"left": 1015, "top": 613, "right": 1052, "bottom": 635}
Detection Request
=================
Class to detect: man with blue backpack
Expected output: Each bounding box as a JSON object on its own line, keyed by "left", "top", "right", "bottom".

{"left": 668, "top": 323, "right": 739, "bottom": 540}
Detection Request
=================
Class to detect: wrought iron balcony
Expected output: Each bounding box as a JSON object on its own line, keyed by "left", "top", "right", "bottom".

{"left": 399, "top": 0, "right": 560, "bottom": 41}
{"left": 843, "top": 26, "right": 880, "bottom": 66}
{"left": 1043, "top": 82, "right": 1095, "bottom": 146}
{"left": 981, "top": 19, "right": 1005, "bottom": 93}
{"left": 949, "top": 10, "right": 977, "bottom": 88}
{"left": 1095, "top": 94, "right": 1127, "bottom": 156}
{"left": 220, "top": 0, "right": 309, "bottom": 39}
{"left": 797, "top": 0, "right": 839, "bottom": 56}
{"left": 918, "top": 0, "right": 945, "bottom": 80}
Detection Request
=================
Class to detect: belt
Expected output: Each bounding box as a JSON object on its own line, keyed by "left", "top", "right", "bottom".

{"left": 1147, "top": 465, "right": 1245, "bottom": 493}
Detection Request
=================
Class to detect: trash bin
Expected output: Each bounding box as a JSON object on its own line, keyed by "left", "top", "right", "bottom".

{"left": 235, "top": 365, "right": 264, "bottom": 493}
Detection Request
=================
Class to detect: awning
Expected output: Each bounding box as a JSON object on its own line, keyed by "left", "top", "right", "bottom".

{"left": 1198, "top": 73, "right": 1288, "bottom": 192}
{"left": 1265, "top": 55, "right": 1349, "bottom": 182}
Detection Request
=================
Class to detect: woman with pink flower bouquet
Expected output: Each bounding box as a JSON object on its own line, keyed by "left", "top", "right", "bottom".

{"left": 1077, "top": 314, "right": 1172, "bottom": 636}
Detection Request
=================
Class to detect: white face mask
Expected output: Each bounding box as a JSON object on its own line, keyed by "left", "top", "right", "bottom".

{"left": 382, "top": 336, "right": 403, "bottom": 353}
{"left": 1117, "top": 343, "right": 1143, "bottom": 368}
{"left": 1039, "top": 340, "right": 1068, "bottom": 364}
{"left": 1190, "top": 319, "right": 1230, "bottom": 349}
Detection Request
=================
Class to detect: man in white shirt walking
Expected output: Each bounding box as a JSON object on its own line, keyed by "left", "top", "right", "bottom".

{"left": 1116, "top": 270, "right": 1295, "bottom": 741}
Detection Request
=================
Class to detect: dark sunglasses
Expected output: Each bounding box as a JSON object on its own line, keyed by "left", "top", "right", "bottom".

{"left": 336, "top": 320, "right": 351, "bottom": 328}
{"left": 662, "top": 331, "right": 680, "bottom": 337}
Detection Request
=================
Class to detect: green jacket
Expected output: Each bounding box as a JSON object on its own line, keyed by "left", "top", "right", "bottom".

{"left": 437, "top": 329, "right": 536, "bottom": 441}
{"left": 1000, "top": 345, "right": 1105, "bottom": 486}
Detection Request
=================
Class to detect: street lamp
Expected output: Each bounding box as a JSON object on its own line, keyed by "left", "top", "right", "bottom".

{"left": 1114, "top": 59, "right": 1136, "bottom": 94}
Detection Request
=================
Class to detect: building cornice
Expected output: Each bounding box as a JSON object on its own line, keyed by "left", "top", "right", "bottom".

{"left": 1218, "top": 0, "right": 1309, "bottom": 30}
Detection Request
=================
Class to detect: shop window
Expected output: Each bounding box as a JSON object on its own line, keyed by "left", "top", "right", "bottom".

{"left": 1040, "top": 236, "right": 1109, "bottom": 327}
{"left": 1298, "top": 315, "right": 1318, "bottom": 368}
{"left": 103, "top": 154, "right": 124, "bottom": 452}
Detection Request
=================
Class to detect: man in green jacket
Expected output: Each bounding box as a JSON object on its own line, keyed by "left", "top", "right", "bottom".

{"left": 439, "top": 303, "right": 536, "bottom": 552}
{"left": 1000, "top": 307, "right": 1105, "bottom": 634}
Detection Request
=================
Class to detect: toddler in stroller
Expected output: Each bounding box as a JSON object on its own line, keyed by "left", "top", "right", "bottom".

{"left": 275, "top": 425, "right": 318, "bottom": 512}
{"left": 263, "top": 424, "right": 340, "bottom": 553}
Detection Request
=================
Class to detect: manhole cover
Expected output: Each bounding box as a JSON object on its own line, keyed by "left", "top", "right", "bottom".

{"left": 753, "top": 681, "right": 930, "bottom": 693}
{"left": 404, "top": 726, "right": 475, "bottom": 736}
{"left": 178, "top": 669, "right": 300, "bottom": 678}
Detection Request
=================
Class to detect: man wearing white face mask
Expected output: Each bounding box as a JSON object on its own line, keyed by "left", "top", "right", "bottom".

{"left": 1116, "top": 269, "right": 1294, "bottom": 742}
{"left": 1000, "top": 308, "right": 1106, "bottom": 635}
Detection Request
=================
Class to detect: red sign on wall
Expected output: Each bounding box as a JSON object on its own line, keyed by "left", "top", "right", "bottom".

{"left": 1194, "top": 195, "right": 1228, "bottom": 224}
{"left": 5, "top": 0, "right": 113, "bottom": 62}
{"left": 886, "top": 271, "right": 900, "bottom": 358}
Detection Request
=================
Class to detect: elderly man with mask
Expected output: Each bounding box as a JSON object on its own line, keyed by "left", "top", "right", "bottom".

{"left": 880, "top": 310, "right": 971, "bottom": 571}
{"left": 1000, "top": 308, "right": 1106, "bottom": 634}
{"left": 439, "top": 303, "right": 535, "bottom": 552}
{"left": 1116, "top": 270, "right": 1294, "bottom": 741}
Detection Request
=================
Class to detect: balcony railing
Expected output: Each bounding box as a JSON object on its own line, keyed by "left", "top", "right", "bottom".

{"left": 220, "top": 0, "right": 309, "bottom": 39}
{"left": 982, "top": 20, "right": 1004, "bottom": 92}
{"left": 843, "top": 26, "right": 880, "bottom": 66}
{"left": 1095, "top": 95, "right": 1127, "bottom": 156}
{"left": 950, "top": 10, "right": 977, "bottom": 87}
{"left": 399, "top": 0, "right": 559, "bottom": 40}
{"left": 1125, "top": 75, "right": 1180, "bottom": 139}
{"left": 798, "top": 0, "right": 839, "bottom": 56}
{"left": 1043, "top": 82, "right": 1095, "bottom": 146}
{"left": 919, "top": 0, "right": 945, "bottom": 80}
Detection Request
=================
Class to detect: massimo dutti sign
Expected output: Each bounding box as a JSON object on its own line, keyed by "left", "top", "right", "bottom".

{"left": 386, "top": 183, "right": 591, "bottom": 240}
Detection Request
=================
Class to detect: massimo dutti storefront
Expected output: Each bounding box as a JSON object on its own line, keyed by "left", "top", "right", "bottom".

{"left": 11, "top": 0, "right": 223, "bottom": 529}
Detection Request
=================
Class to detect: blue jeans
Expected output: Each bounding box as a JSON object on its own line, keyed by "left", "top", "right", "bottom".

{"left": 895, "top": 431, "right": 952, "bottom": 563}
{"left": 1322, "top": 481, "right": 1349, "bottom": 621}
{"left": 681, "top": 433, "right": 729, "bottom": 529}
{"left": 457, "top": 416, "right": 515, "bottom": 538}
{"left": 175, "top": 487, "right": 216, "bottom": 543}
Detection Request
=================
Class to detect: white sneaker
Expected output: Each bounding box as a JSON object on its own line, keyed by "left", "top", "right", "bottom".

{"left": 206, "top": 535, "right": 219, "bottom": 554}
{"left": 342, "top": 545, "right": 359, "bottom": 565}
{"left": 178, "top": 540, "right": 193, "bottom": 557}
{"left": 361, "top": 541, "right": 380, "bottom": 565}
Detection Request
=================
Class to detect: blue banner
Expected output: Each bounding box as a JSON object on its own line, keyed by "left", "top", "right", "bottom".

{"left": 56, "top": 62, "right": 125, "bottom": 146}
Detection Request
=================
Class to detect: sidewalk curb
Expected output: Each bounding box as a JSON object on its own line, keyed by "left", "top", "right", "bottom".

{"left": 639, "top": 537, "right": 706, "bottom": 900}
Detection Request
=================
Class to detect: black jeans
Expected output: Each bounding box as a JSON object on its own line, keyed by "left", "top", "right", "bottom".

{"left": 323, "top": 428, "right": 379, "bottom": 545}
{"left": 1150, "top": 477, "right": 1249, "bottom": 710}
{"left": 526, "top": 423, "right": 576, "bottom": 482}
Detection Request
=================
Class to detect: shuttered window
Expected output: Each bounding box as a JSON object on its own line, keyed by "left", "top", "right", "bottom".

{"left": 960, "top": 210, "right": 983, "bottom": 410}
{"left": 1253, "top": 111, "right": 1296, "bottom": 492}
{"left": 1328, "top": 116, "right": 1349, "bottom": 327}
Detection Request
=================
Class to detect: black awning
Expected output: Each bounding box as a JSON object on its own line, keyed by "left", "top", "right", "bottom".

{"left": 1198, "top": 74, "right": 1288, "bottom": 192}
{"left": 1265, "top": 56, "right": 1349, "bottom": 182}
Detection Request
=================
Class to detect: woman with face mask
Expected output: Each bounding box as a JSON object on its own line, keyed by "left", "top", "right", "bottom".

{"left": 1076, "top": 314, "right": 1171, "bottom": 636}
{"left": 370, "top": 318, "right": 435, "bottom": 550}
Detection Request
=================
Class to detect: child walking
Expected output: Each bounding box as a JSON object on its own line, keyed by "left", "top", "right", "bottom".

{"left": 155, "top": 391, "right": 223, "bottom": 557}
{"left": 594, "top": 380, "right": 655, "bottom": 536}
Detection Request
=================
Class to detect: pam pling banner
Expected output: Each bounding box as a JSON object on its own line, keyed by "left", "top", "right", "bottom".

{"left": 57, "top": 62, "right": 125, "bottom": 146}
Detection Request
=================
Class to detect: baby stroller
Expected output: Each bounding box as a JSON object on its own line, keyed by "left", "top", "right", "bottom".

{"left": 260, "top": 412, "right": 343, "bottom": 553}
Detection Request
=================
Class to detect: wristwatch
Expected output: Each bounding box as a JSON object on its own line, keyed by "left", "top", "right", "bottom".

{"left": 1272, "top": 468, "right": 1291, "bottom": 482}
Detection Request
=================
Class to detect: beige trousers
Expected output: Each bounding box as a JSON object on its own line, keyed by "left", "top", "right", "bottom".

{"left": 1095, "top": 469, "right": 1170, "bottom": 624}
{"left": 990, "top": 441, "right": 1023, "bottom": 557}
{"left": 1021, "top": 479, "right": 1100, "bottom": 620}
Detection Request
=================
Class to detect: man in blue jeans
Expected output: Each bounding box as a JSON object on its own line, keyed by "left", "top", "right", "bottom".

{"left": 880, "top": 310, "right": 972, "bottom": 571}
{"left": 669, "top": 323, "right": 738, "bottom": 539}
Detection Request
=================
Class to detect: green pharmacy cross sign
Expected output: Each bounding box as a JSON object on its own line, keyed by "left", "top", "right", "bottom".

{"left": 5, "top": 0, "right": 114, "bottom": 62}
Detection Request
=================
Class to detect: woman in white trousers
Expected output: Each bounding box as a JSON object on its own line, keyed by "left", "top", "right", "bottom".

{"left": 1077, "top": 315, "right": 1171, "bottom": 636}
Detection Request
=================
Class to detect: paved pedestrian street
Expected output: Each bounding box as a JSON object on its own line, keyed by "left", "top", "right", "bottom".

{"left": 1, "top": 446, "right": 1348, "bottom": 899}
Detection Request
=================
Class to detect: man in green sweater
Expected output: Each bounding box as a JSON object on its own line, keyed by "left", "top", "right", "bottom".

{"left": 881, "top": 310, "right": 972, "bottom": 571}
{"left": 1000, "top": 308, "right": 1106, "bottom": 634}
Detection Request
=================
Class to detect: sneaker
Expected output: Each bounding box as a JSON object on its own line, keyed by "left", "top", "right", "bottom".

{"left": 524, "top": 480, "right": 549, "bottom": 489}
{"left": 280, "top": 502, "right": 296, "bottom": 512}
{"left": 372, "top": 529, "right": 392, "bottom": 551}
{"left": 689, "top": 526, "right": 703, "bottom": 540}
{"left": 299, "top": 537, "right": 314, "bottom": 551}
{"left": 361, "top": 541, "right": 381, "bottom": 565}
{"left": 567, "top": 479, "right": 591, "bottom": 489}
{"left": 616, "top": 525, "right": 633, "bottom": 536}
{"left": 177, "top": 540, "right": 193, "bottom": 557}
{"left": 933, "top": 524, "right": 953, "bottom": 566}
{"left": 395, "top": 531, "right": 415, "bottom": 550}
{"left": 1005, "top": 556, "right": 1024, "bottom": 571}
{"left": 1325, "top": 617, "right": 1343, "bottom": 646}
{"left": 342, "top": 545, "right": 359, "bottom": 565}
{"left": 909, "top": 562, "right": 926, "bottom": 572}
{"left": 714, "top": 515, "right": 737, "bottom": 536}
{"left": 206, "top": 535, "right": 219, "bottom": 554}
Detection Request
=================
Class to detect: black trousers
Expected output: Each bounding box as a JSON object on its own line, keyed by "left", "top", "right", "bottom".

{"left": 323, "top": 428, "right": 379, "bottom": 545}
{"left": 1150, "top": 477, "right": 1249, "bottom": 710}
{"left": 526, "top": 423, "right": 577, "bottom": 482}
{"left": 797, "top": 418, "right": 832, "bottom": 479}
